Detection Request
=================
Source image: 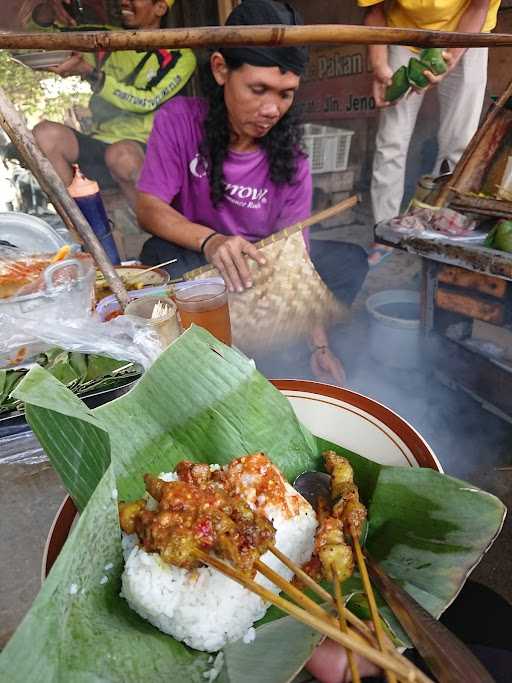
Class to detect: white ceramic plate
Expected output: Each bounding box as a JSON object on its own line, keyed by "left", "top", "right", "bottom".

{"left": 274, "top": 380, "right": 441, "bottom": 471}
{"left": 10, "top": 51, "right": 73, "bottom": 70}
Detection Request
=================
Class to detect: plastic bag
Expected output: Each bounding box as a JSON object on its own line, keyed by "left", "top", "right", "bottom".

{"left": 0, "top": 245, "right": 97, "bottom": 366}
{"left": 0, "top": 312, "right": 162, "bottom": 370}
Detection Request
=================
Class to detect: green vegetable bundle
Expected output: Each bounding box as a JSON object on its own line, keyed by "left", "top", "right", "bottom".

{"left": 0, "top": 328, "right": 505, "bottom": 683}
{"left": 485, "top": 219, "right": 512, "bottom": 252}
{"left": 0, "top": 349, "right": 140, "bottom": 416}
{"left": 385, "top": 48, "right": 447, "bottom": 102}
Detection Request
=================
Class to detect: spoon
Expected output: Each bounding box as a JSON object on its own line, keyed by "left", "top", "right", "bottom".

{"left": 293, "top": 471, "right": 495, "bottom": 683}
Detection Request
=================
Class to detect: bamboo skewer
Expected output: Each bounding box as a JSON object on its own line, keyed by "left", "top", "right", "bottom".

{"left": 254, "top": 559, "right": 334, "bottom": 624}
{"left": 124, "top": 258, "right": 178, "bottom": 285}
{"left": 254, "top": 557, "right": 381, "bottom": 658}
{"left": 194, "top": 549, "right": 434, "bottom": 683}
{"left": 333, "top": 566, "right": 361, "bottom": 683}
{"left": 3, "top": 24, "right": 512, "bottom": 51}
{"left": 255, "top": 557, "right": 371, "bottom": 651}
{"left": 269, "top": 544, "right": 376, "bottom": 644}
{"left": 350, "top": 530, "right": 397, "bottom": 683}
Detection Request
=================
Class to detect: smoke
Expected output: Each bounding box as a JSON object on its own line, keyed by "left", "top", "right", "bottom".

{"left": 255, "top": 307, "right": 512, "bottom": 482}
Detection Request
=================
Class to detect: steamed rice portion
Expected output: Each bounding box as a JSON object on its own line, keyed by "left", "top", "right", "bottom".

{"left": 121, "top": 456, "right": 317, "bottom": 652}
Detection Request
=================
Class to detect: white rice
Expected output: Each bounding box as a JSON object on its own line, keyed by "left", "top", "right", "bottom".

{"left": 121, "top": 466, "right": 317, "bottom": 652}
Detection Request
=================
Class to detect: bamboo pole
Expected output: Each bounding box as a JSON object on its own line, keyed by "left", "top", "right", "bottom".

{"left": 434, "top": 77, "right": 512, "bottom": 207}
{"left": 0, "top": 87, "right": 130, "bottom": 308}
{"left": 1, "top": 24, "right": 512, "bottom": 51}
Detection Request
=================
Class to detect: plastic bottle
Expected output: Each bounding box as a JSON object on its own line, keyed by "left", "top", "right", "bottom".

{"left": 67, "top": 165, "right": 121, "bottom": 265}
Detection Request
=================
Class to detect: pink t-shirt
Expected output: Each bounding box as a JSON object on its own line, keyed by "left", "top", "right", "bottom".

{"left": 137, "top": 97, "right": 312, "bottom": 242}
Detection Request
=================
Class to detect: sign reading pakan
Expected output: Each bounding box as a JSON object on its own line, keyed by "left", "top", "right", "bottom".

{"left": 298, "top": 46, "right": 376, "bottom": 121}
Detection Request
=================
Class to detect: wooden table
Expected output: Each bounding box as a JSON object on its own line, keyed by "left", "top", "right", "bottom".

{"left": 375, "top": 221, "right": 512, "bottom": 420}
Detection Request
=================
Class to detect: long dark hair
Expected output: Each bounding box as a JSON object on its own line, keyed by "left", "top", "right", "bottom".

{"left": 200, "top": 54, "right": 305, "bottom": 207}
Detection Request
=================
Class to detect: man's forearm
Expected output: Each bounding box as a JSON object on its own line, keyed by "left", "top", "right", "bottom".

{"left": 364, "top": 4, "right": 389, "bottom": 70}
{"left": 450, "top": 1, "right": 490, "bottom": 60}
{"left": 136, "top": 192, "right": 213, "bottom": 252}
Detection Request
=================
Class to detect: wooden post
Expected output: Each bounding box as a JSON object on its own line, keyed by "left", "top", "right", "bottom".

{"left": 217, "top": 0, "right": 239, "bottom": 25}
{"left": 0, "top": 86, "right": 130, "bottom": 308}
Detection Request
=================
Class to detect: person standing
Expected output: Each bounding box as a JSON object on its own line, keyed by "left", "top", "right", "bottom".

{"left": 361, "top": 0, "right": 501, "bottom": 265}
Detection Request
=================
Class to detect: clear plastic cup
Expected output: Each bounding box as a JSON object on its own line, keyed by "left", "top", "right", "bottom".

{"left": 125, "top": 296, "right": 180, "bottom": 349}
{"left": 174, "top": 281, "right": 232, "bottom": 346}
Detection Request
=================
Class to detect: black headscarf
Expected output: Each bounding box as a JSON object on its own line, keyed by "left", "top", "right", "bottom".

{"left": 222, "top": 0, "right": 308, "bottom": 76}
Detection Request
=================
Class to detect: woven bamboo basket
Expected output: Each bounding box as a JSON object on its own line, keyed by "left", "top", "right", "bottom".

{"left": 184, "top": 196, "right": 358, "bottom": 355}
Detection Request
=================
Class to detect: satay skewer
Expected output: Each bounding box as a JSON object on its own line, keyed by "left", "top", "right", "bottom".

{"left": 333, "top": 565, "right": 361, "bottom": 683}
{"left": 320, "top": 450, "right": 398, "bottom": 683}
{"left": 255, "top": 557, "right": 374, "bottom": 654}
{"left": 254, "top": 558, "right": 334, "bottom": 624}
{"left": 194, "top": 549, "right": 434, "bottom": 683}
{"left": 350, "top": 528, "right": 398, "bottom": 683}
{"left": 269, "top": 545, "right": 376, "bottom": 644}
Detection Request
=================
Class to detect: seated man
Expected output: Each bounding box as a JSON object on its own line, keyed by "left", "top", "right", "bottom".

{"left": 136, "top": 0, "right": 368, "bottom": 384}
{"left": 31, "top": 0, "right": 197, "bottom": 206}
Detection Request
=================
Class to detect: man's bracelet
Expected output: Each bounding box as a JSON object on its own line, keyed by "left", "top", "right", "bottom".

{"left": 200, "top": 232, "right": 217, "bottom": 255}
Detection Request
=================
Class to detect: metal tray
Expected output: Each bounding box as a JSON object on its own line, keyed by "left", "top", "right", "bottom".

{"left": 0, "top": 212, "right": 66, "bottom": 252}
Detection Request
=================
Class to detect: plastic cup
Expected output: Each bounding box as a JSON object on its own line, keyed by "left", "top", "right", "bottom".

{"left": 125, "top": 296, "right": 180, "bottom": 349}
{"left": 174, "top": 281, "right": 232, "bottom": 346}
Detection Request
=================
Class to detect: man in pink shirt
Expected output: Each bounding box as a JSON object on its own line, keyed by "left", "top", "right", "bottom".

{"left": 137, "top": 0, "right": 368, "bottom": 384}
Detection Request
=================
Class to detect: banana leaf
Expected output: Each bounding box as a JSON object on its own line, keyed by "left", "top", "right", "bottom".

{"left": 385, "top": 65, "right": 410, "bottom": 102}
{"left": 0, "top": 327, "right": 506, "bottom": 683}
{"left": 0, "top": 349, "right": 140, "bottom": 415}
{"left": 419, "top": 48, "right": 447, "bottom": 75}
{"left": 407, "top": 58, "right": 430, "bottom": 89}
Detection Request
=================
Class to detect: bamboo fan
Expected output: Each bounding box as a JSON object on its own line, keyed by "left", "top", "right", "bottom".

{"left": 185, "top": 196, "right": 358, "bottom": 355}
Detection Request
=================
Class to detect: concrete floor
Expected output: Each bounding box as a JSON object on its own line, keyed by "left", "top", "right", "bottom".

{"left": 1, "top": 200, "right": 511, "bottom": 651}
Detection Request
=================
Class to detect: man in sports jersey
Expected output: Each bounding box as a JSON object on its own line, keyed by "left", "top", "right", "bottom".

{"left": 31, "top": 0, "right": 196, "bottom": 205}
{"left": 362, "top": 0, "right": 500, "bottom": 265}
{"left": 137, "top": 0, "right": 369, "bottom": 385}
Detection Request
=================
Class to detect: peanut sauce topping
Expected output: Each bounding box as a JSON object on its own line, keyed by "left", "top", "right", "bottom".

{"left": 118, "top": 455, "right": 280, "bottom": 576}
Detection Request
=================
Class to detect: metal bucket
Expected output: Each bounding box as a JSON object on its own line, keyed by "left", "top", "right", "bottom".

{"left": 366, "top": 289, "right": 421, "bottom": 369}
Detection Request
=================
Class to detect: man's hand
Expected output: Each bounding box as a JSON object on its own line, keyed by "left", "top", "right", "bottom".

{"left": 422, "top": 49, "right": 462, "bottom": 87}
{"left": 46, "top": 0, "right": 77, "bottom": 26}
{"left": 372, "top": 63, "right": 394, "bottom": 108}
{"left": 307, "top": 638, "right": 380, "bottom": 683}
{"left": 48, "top": 53, "right": 94, "bottom": 78}
{"left": 310, "top": 346, "right": 346, "bottom": 386}
{"left": 202, "top": 234, "right": 266, "bottom": 293}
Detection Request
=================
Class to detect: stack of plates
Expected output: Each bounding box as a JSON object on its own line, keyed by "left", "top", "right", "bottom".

{"left": 10, "top": 50, "right": 73, "bottom": 70}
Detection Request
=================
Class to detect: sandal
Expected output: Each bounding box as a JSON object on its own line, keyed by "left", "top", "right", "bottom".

{"left": 367, "top": 245, "right": 394, "bottom": 269}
